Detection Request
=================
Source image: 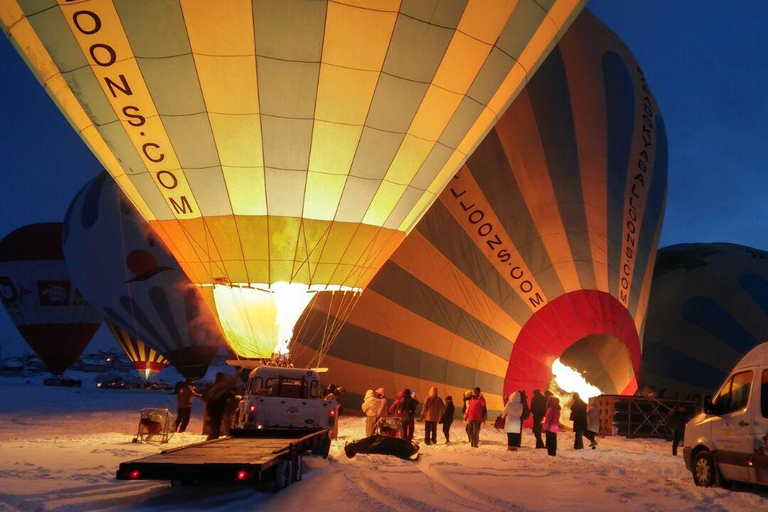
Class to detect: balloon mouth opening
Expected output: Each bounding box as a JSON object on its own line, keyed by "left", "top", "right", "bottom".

{"left": 210, "top": 282, "right": 361, "bottom": 357}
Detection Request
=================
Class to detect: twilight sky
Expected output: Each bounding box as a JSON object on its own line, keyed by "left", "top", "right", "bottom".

{"left": 0, "top": 1, "right": 766, "bottom": 356}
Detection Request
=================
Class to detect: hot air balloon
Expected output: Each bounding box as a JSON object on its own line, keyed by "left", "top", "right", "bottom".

{"left": 1, "top": 0, "right": 586, "bottom": 360}
{"left": 63, "top": 172, "right": 224, "bottom": 378}
{"left": 0, "top": 223, "right": 103, "bottom": 375}
{"left": 641, "top": 243, "right": 768, "bottom": 399}
{"left": 292, "top": 10, "right": 668, "bottom": 414}
{"left": 105, "top": 319, "right": 168, "bottom": 380}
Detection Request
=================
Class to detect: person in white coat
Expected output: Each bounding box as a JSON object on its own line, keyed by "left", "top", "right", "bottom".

{"left": 362, "top": 389, "right": 379, "bottom": 437}
{"left": 501, "top": 391, "right": 524, "bottom": 450}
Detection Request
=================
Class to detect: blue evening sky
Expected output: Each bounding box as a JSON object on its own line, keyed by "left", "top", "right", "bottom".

{"left": 0, "top": 1, "right": 766, "bottom": 356}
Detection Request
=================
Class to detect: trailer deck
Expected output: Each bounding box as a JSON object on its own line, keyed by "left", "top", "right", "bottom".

{"left": 116, "top": 429, "right": 331, "bottom": 488}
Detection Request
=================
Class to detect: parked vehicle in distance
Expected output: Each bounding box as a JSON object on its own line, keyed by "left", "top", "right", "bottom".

{"left": 43, "top": 376, "right": 82, "bottom": 387}
{"left": 683, "top": 342, "right": 768, "bottom": 487}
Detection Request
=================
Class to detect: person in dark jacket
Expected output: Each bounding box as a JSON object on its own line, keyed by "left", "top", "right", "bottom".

{"left": 203, "top": 372, "right": 238, "bottom": 440}
{"left": 570, "top": 393, "right": 588, "bottom": 450}
{"left": 174, "top": 377, "right": 200, "bottom": 433}
{"left": 398, "top": 388, "right": 419, "bottom": 441}
{"left": 668, "top": 403, "right": 690, "bottom": 456}
{"left": 530, "top": 389, "right": 548, "bottom": 449}
{"left": 441, "top": 396, "right": 455, "bottom": 443}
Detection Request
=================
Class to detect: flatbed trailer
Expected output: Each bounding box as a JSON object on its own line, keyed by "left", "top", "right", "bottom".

{"left": 116, "top": 428, "right": 331, "bottom": 490}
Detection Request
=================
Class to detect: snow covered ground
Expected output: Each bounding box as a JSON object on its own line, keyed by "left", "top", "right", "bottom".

{"left": 1, "top": 377, "right": 766, "bottom": 511}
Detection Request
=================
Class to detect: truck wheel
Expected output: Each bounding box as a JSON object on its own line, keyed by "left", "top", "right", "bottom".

{"left": 319, "top": 437, "right": 331, "bottom": 459}
{"left": 293, "top": 455, "right": 303, "bottom": 482}
{"left": 274, "top": 460, "right": 293, "bottom": 491}
{"left": 692, "top": 451, "right": 719, "bottom": 487}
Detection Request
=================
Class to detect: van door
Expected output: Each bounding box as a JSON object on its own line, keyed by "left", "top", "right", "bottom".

{"left": 711, "top": 369, "right": 754, "bottom": 482}
{"left": 752, "top": 369, "right": 768, "bottom": 484}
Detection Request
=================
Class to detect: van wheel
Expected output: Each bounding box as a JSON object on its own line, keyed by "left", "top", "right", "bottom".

{"left": 692, "top": 451, "right": 719, "bottom": 487}
{"left": 274, "top": 460, "right": 293, "bottom": 491}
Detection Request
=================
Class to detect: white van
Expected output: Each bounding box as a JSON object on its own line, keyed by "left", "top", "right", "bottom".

{"left": 683, "top": 342, "right": 768, "bottom": 487}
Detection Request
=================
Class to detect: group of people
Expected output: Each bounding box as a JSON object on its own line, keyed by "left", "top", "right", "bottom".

{"left": 174, "top": 373, "right": 241, "bottom": 440}
{"left": 361, "top": 386, "right": 456, "bottom": 444}
{"left": 360, "top": 385, "right": 604, "bottom": 457}
{"left": 499, "top": 390, "right": 600, "bottom": 456}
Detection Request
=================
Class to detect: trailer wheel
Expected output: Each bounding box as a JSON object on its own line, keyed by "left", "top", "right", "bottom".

{"left": 274, "top": 460, "right": 293, "bottom": 491}
{"left": 318, "top": 437, "right": 331, "bottom": 459}
{"left": 293, "top": 455, "right": 303, "bottom": 482}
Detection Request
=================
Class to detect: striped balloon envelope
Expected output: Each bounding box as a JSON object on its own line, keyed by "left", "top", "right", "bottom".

{"left": 1, "top": 0, "right": 585, "bottom": 360}
{"left": 0, "top": 223, "right": 103, "bottom": 375}
{"left": 641, "top": 243, "right": 768, "bottom": 399}
{"left": 292, "top": 10, "right": 668, "bottom": 414}
{"left": 63, "top": 172, "right": 224, "bottom": 378}
{"left": 105, "top": 320, "right": 168, "bottom": 380}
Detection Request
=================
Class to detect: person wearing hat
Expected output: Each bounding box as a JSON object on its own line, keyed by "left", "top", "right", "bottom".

{"left": 464, "top": 387, "right": 486, "bottom": 448}
{"left": 362, "top": 389, "right": 379, "bottom": 437}
{"left": 420, "top": 386, "right": 446, "bottom": 445}
{"left": 374, "top": 388, "right": 388, "bottom": 419}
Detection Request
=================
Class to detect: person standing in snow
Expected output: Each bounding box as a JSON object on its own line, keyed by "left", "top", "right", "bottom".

{"left": 203, "top": 372, "right": 238, "bottom": 440}
{"left": 388, "top": 390, "right": 404, "bottom": 416}
{"left": 174, "top": 377, "right": 200, "bottom": 433}
{"left": 584, "top": 399, "right": 600, "bottom": 449}
{"left": 398, "top": 389, "right": 419, "bottom": 441}
{"left": 530, "top": 389, "right": 548, "bottom": 449}
{"left": 221, "top": 392, "right": 242, "bottom": 437}
{"left": 464, "top": 387, "right": 486, "bottom": 448}
{"left": 362, "top": 389, "right": 379, "bottom": 437}
{"left": 461, "top": 389, "right": 473, "bottom": 443}
{"left": 501, "top": 391, "right": 524, "bottom": 450}
{"left": 667, "top": 403, "right": 690, "bottom": 456}
{"left": 570, "top": 393, "right": 588, "bottom": 450}
{"left": 543, "top": 396, "right": 561, "bottom": 456}
{"left": 441, "top": 395, "right": 455, "bottom": 443}
{"left": 421, "top": 387, "right": 446, "bottom": 445}
{"left": 374, "top": 388, "right": 388, "bottom": 419}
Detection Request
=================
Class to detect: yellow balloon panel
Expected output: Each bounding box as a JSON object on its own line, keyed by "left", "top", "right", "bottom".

{"left": 3, "top": 0, "right": 586, "bottom": 356}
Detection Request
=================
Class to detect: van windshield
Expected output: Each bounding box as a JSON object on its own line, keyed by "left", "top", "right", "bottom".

{"left": 713, "top": 370, "right": 753, "bottom": 415}
{"left": 762, "top": 370, "right": 768, "bottom": 419}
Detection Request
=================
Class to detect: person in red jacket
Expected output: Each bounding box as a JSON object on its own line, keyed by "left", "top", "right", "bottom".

{"left": 543, "top": 396, "right": 561, "bottom": 457}
{"left": 463, "top": 387, "right": 486, "bottom": 448}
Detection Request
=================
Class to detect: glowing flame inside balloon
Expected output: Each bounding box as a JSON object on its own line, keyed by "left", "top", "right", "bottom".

{"left": 212, "top": 283, "right": 360, "bottom": 358}
{"left": 551, "top": 359, "right": 602, "bottom": 399}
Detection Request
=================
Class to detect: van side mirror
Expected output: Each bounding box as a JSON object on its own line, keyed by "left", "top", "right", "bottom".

{"left": 703, "top": 395, "right": 714, "bottom": 415}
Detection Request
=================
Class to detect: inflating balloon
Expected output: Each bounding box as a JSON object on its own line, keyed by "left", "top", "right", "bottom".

{"left": 293, "top": 10, "right": 668, "bottom": 413}
{"left": 0, "top": 223, "right": 103, "bottom": 375}
{"left": 642, "top": 243, "right": 768, "bottom": 398}
{"left": 105, "top": 319, "right": 168, "bottom": 380}
{"left": 1, "top": 0, "right": 585, "bottom": 359}
{"left": 63, "top": 173, "right": 224, "bottom": 378}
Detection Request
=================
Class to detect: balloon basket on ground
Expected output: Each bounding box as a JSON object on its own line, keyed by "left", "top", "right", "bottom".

{"left": 132, "top": 408, "right": 175, "bottom": 444}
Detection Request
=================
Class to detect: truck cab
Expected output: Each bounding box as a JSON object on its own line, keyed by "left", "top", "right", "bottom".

{"left": 233, "top": 367, "right": 338, "bottom": 434}
{"left": 683, "top": 342, "right": 768, "bottom": 487}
